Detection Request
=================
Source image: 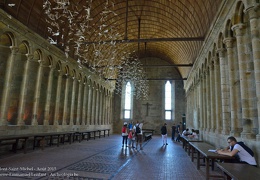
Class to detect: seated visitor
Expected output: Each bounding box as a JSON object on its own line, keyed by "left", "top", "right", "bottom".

{"left": 217, "top": 136, "right": 257, "bottom": 167}
{"left": 182, "top": 128, "right": 190, "bottom": 136}
{"left": 188, "top": 129, "right": 198, "bottom": 139}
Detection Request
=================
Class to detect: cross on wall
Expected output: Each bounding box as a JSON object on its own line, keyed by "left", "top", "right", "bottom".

{"left": 142, "top": 102, "right": 152, "bottom": 116}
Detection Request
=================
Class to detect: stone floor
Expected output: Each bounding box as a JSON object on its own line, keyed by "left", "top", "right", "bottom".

{"left": 0, "top": 135, "right": 224, "bottom": 180}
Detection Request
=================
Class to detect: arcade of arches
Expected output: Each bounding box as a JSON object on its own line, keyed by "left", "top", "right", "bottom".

{"left": 0, "top": 0, "right": 260, "bottom": 166}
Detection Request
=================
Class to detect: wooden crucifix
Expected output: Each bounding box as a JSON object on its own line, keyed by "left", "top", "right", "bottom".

{"left": 142, "top": 102, "right": 152, "bottom": 116}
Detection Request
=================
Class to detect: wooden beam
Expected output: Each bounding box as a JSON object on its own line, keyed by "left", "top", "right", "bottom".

{"left": 142, "top": 64, "right": 193, "bottom": 67}
{"left": 105, "top": 78, "right": 187, "bottom": 81}
{"left": 81, "top": 37, "right": 204, "bottom": 45}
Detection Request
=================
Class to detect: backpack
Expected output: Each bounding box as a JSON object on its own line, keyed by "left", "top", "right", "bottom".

{"left": 135, "top": 125, "right": 141, "bottom": 134}
{"left": 122, "top": 127, "right": 126, "bottom": 133}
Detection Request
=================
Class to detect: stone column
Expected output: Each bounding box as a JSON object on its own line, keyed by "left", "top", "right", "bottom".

{"left": 232, "top": 23, "right": 255, "bottom": 138}
{"left": 54, "top": 72, "right": 63, "bottom": 125}
{"left": 209, "top": 60, "right": 216, "bottom": 132}
{"left": 99, "top": 90, "right": 103, "bottom": 125}
{"left": 32, "top": 63, "right": 44, "bottom": 125}
{"left": 87, "top": 84, "right": 92, "bottom": 125}
{"left": 0, "top": 46, "right": 18, "bottom": 125}
{"left": 95, "top": 88, "right": 100, "bottom": 125}
{"left": 91, "top": 86, "right": 96, "bottom": 125}
{"left": 217, "top": 48, "right": 230, "bottom": 135}
{"left": 198, "top": 78, "right": 203, "bottom": 130}
{"left": 76, "top": 81, "right": 83, "bottom": 125}
{"left": 17, "top": 54, "right": 33, "bottom": 125}
{"left": 102, "top": 90, "right": 106, "bottom": 125}
{"left": 44, "top": 68, "right": 54, "bottom": 125}
{"left": 202, "top": 73, "right": 207, "bottom": 131}
{"left": 246, "top": 7, "right": 260, "bottom": 141}
{"left": 104, "top": 91, "right": 108, "bottom": 125}
{"left": 81, "top": 82, "right": 88, "bottom": 125}
{"left": 206, "top": 68, "right": 211, "bottom": 132}
{"left": 62, "top": 76, "right": 70, "bottom": 125}
{"left": 213, "top": 57, "right": 222, "bottom": 133}
{"left": 70, "top": 78, "right": 77, "bottom": 125}
{"left": 223, "top": 37, "right": 242, "bottom": 136}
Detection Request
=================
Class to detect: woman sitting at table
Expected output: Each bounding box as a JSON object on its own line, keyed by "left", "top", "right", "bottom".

{"left": 217, "top": 136, "right": 257, "bottom": 167}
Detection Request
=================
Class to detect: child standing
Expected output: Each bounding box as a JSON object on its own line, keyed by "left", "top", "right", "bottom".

{"left": 128, "top": 129, "right": 135, "bottom": 148}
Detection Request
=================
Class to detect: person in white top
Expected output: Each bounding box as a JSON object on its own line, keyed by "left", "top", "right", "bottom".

{"left": 217, "top": 136, "right": 257, "bottom": 167}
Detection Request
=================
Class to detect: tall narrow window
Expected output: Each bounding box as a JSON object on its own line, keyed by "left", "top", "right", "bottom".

{"left": 165, "top": 81, "right": 172, "bottom": 120}
{"left": 124, "top": 82, "right": 132, "bottom": 119}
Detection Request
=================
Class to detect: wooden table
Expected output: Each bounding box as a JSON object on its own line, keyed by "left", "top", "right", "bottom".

{"left": 33, "top": 132, "right": 65, "bottom": 150}
{"left": 189, "top": 142, "right": 235, "bottom": 180}
{"left": 0, "top": 135, "right": 31, "bottom": 153}
{"left": 216, "top": 163, "right": 260, "bottom": 180}
{"left": 181, "top": 135, "right": 203, "bottom": 154}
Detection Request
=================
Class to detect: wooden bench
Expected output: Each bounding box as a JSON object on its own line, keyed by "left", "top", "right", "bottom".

{"left": 143, "top": 130, "right": 153, "bottom": 141}
{"left": 98, "top": 129, "right": 110, "bottom": 138}
{"left": 73, "top": 130, "right": 100, "bottom": 142}
{"left": 0, "top": 135, "right": 31, "bottom": 154}
{"left": 216, "top": 162, "right": 260, "bottom": 180}
{"left": 33, "top": 132, "right": 66, "bottom": 150}
{"left": 142, "top": 129, "right": 155, "bottom": 135}
{"left": 189, "top": 142, "right": 235, "bottom": 180}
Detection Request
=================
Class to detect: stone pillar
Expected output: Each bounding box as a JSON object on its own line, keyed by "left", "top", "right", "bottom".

{"left": 209, "top": 60, "right": 216, "bottom": 132}
{"left": 62, "top": 76, "right": 70, "bottom": 125}
{"left": 54, "top": 72, "right": 63, "bottom": 125}
{"left": 81, "top": 82, "right": 88, "bottom": 126}
{"left": 95, "top": 88, "right": 100, "bottom": 125}
{"left": 17, "top": 54, "right": 33, "bottom": 125}
{"left": 70, "top": 78, "right": 77, "bottom": 125}
{"left": 99, "top": 90, "right": 103, "bottom": 125}
{"left": 76, "top": 81, "right": 83, "bottom": 125}
{"left": 224, "top": 37, "right": 242, "bottom": 136}
{"left": 87, "top": 84, "right": 92, "bottom": 125}
{"left": 0, "top": 46, "right": 18, "bottom": 125}
{"left": 217, "top": 48, "right": 230, "bottom": 135}
{"left": 198, "top": 79, "right": 203, "bottom": 130}
{"left": 102, "top": 90, "right": 106, "bottom": 125}
{"left": 202, "top": 73, "right": 207, "bottom": 131}
{"left": 213, "top": 57, "right": 222, "bottom": 134}
{"left": 246, "top": 7, "right": 260, "bottom": 141}
{"left": 44, "top": 68, "right": 54, "bottom": 125}
{"left": 104, "top": 91, "right": 108, "bottom": 125}
{"left": 232, "top": 24, "right": 255, "bottom": 138}
{"left": 32, "top": 64, "right": 44, "bottom": 125}
{"left": 206, "top": 68, "right": 211, "bottom": 132}
{"left": 91, "top": 86, "right": 96, "bottom": 125}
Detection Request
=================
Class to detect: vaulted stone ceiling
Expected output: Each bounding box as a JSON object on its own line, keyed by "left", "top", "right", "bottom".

{"left": 0, "top": 0, "right": 223, "bottom": 79}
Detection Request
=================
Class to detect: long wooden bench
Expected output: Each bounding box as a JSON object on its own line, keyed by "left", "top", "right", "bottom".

{"left": 142, "top": 130, "right": 153, "bottom": 141}
{"left": 33, "top": 132, "right": 64, "bottom": 150}
{"left": 217, "top": 162, "right": 260, "bottom": 180}
{"left": 142, "top": 129, "right": 155, "bottom": 135}
{"left": 0, "top": 135, "right": 31, "bottom": 154}
{"left": 189, "top": 142, "right": 235, "bottom": 180}
{"left": 98, "top": 129, "right": 110, "bottom": 138}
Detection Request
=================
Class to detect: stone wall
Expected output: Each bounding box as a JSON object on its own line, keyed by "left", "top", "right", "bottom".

{"left": 113, "top": 57, "right": 186, "bottom": 135}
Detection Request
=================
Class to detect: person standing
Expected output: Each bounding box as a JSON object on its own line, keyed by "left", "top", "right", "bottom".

{"left": 128, "top": 129, "right": 135, "bottom": 148}
{"left": 175, "top": 122, "right": 182, "bottom": 142}
{"left": 171, "top": 123, "right": 176, "bottom": 140}
{"left": 134, "top": 121, "right": 144, "bottom": 150}
{"left": 161, "top": 123, "right": 168, "bottom": 145}
{"left": 122, "top": 122, "right": 128, "bottom": 147}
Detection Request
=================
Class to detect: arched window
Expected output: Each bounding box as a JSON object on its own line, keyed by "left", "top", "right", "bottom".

{"left": 165, "top": 80, "right": 174, "bottom": 120}
{"left": 124, "top": 82, "right": 132, "bottom": 119}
